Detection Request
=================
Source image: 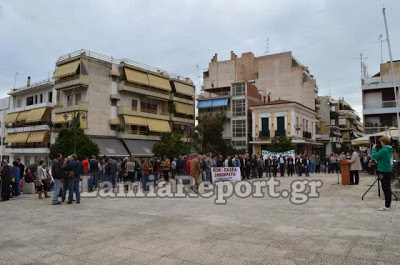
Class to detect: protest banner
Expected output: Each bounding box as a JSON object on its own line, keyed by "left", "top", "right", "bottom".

{"left": 211, "top": 167, "right": 241, "bottom": 183}
{"left": 262, "top": 150, "right": 296, "bottom": 160}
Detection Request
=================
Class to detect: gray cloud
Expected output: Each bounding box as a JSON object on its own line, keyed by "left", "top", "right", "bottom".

{"left": 0, "top": 0, "right": 399, "bottom": 119}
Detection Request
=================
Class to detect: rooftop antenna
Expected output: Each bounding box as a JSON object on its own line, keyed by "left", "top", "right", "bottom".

{"left": 265, "top": 37, "right": 269, "bottom": 55}
{"left": 13, "top": 72, "right": 18, "bottom": 89}
{"left": 377, "top": 34, "right": 387, "bottom": 63}
{"left": 358, "top": 53, "right": 368, "bottom": 79}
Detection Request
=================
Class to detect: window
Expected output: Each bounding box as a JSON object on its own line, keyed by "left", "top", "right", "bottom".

{"left": 232, "top": 99, "right": 245, "bottom": 117}
{"left": 141, "top": 101, "right": 157, "bottom": 113}
{"left": 26, "top": 97, "right": 34, "bottom": 106}
{"left": 306, "top": 120, "right": 309, "bottom": 132}
{"left": 232, "top": 83, "right": 245, "bottom": 96}
{"left": 40, "top": 94, "right": 43, "bottom": 103}
{"left": 75, "top": 93, "right": 81, "bottom": 105}
{"left": 261, "top": 118, "right": 269, "bottom": 131}
{"left": 296, "top": 117, "right": 299, "bottom": 128}
{"left": 48, "top": 91, "right": 53, "bottom": 103}
{"left": 232, "top": 120, "right": 246, "bottom": 137}
{"left": 35, "top": 95, "right": 38, "bottom": 104}
{"left": 110, "top": 125, "right": 117, "bottom": 131}
{"left": 232, "top": 141, "right": 246, "bottom": 147}
{"left": 302, "top": 119, "right": 305, "bottom": 131}
{"left": 255, "top": 72, "right": 259, "bottom": 78}
{"left": 111, "top": 99, "right": 117, "bottom": 107}
{"left": 311, "top": 121, "right": 314, "bottom": 135}
{"left": 67, "top": 95, "right": 73, "bottom": 106}
{"left": 17, "top": 99, "right": 22, "bottom": 108}
{"left": 132, "top": 99, "right": 138, "bottom": 111}
{"left": 277, "top": 117, "right": 285, "bottom": 131}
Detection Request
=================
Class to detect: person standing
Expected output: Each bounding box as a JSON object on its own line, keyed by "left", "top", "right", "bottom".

{"left": 348, "top": 149, "right": 362, "bottom": 185}
{"left": 190, "top": 154, "right": 201, "bottom": 190}
{"left": 17, "top": 159, "right": 25, "bottom": 189}
{"left": 82, "top": 157, "right": 89, "bottom": 177}
{"left": 287, "top": 157, "right": 294, "bottom": 176}
{"left": 88, "top": 156, "right": 100, "bottom": 191}
{"left": 51, "top": 154, "right": 64, "bottom": 205}
{"left": 37, "top": 160, "right": 50, "bottom": 199}
{"left": 1, "top": 160, "right": 11, "bottom": 201}
{"left": 125, "top": 156, "right": 136, "bottom": 182}
{"left": 257, "top": 155, "right": 264, "bottom": 178}
{"left": 11, "top": 161, "right": 21, "bottom": 197}
{"left": 163, "top": 156, "right": 170, "bottom": 182}
{"left": 310, "top": 155, "right": 317, "bottom": 174}
{"left": 303, "top": 156, "right": 310, "bottom": 177}
{"left": 111, "top": 157, "right": 118, "bottom": 188}
{"left": 142, "top": 159, "right": 152, "bottom": 191}
{"left": 171, "top": 158, "right": 177, "bottom": 180}
{"left": 278, "top": 154, "right": 286, "bottom": 177}
{"left": 265, "top": 156, "right": 272, "bottom": 177}
{"left": 272, "top": 156, "right": 278, "bottom": 177}
{"left": 204, "top": 154, "right": 213, "bottom": 186}
{"left": 63, "top": 155, "right": 81, "bottom": 204}
{"left": 372, "top": 136, "right": 393, "bottom": 211}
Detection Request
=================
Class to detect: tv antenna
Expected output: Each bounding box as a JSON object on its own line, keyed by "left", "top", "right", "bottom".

{"left": 377, "top": 34, "right": 387, "bottom": 63}
{"left": 14, "top": 72, "right": 19, "bottom": 89}
{"left": 265, "top": 38, "right": 270, "bottom": 55}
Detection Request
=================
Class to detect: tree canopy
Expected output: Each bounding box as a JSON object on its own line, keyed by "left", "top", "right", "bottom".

{"left": 267, "top": 135, "right": 294, "bottom": 153}
{"left": 152, "top": 132, "right": 187, "bottom": 158}
{"left": 50, "top": 127, "right": 100, "bottom": 160}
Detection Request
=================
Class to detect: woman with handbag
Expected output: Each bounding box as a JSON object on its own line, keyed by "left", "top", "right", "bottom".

{"left": 36, "top": 160, "right": 50, "bottom": 199}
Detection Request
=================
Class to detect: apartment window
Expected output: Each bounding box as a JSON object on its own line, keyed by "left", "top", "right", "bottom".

{"left": 67, "top": 95, "right": 73, "bottom": 106}
{"left": 306, "top": 120, "right": 309, "bottom": 132}
{"left": 261, "top": 118, "right": 269, "bottom": 131}
{"left": 35, "top": 95, "right": 38, "bottom": 104}
{"left": 26, "top": 97, "right": 34, "bottom": 106}
{"left": 302, "top": 119, "right": 305, "bottom": 131}
{"left": 311, "top": 121, "right": 314, "bottom": 135}
{"left": 48, "top": 91, "right": 53, "bottom": 103}
{"left": 296, "top": 117, "right": 299, "bottom": 129}
{"left": 111, "top": 99, "right": 117, "bottom": 107}
{"left": 132, "top": 99, "right": 138, "bottom": 111}
{"left": 40, "top": 94, "right": 43, "bottom": 103}
{"left": 232, "top": 99, "right": 245, "bottom": 117}
{"left": 75, "top": 93, "right": 81, "bottom": 105}
{"left": 141, "top": 101, "right": 157, "bottom": 113}
{"left": 232, "top": 120, "right": 246, "bottom": 137}
{"left": 232, "top": 140, "right": 246, "bottom": 147}
{"left": 17, "top": 99, "right": 22, "bottom": 108}
{"left": 110, "top": 125, "right": 117, "bottom": 131}
{"left": 232, "top": 83, "right": 245, "bottom": 96}
{"left": 255, "top": 72, "right": 259, "bottom": 78}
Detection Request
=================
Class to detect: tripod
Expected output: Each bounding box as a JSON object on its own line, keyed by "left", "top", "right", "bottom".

{"left": 362, "top": 175, "right": 398, "bottom": 201}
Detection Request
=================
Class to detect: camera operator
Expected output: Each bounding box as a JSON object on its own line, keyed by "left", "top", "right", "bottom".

{"left": 371, "top": 136, "right": 393, "bottom": 211}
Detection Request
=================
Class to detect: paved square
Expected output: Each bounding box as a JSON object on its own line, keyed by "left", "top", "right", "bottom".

{"left": 1, "top": 173, "right": 399, "bottom": 265}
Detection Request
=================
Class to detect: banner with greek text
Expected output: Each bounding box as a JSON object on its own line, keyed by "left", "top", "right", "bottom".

{"left": 211, "top": 167, "right": 242, "bottom": 183}
{"left": 261, "top": 150, "right": 296, "bottom": 160}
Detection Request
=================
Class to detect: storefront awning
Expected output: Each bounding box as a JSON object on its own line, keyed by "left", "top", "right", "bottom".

{"left": 124, "top": 115, "right": 147, "bottom": 126}
{"left": 90, "top": 137, "right": 130, "bottom": 157}
{"left": 148, "top": 74, "right": 171, "bottom": 91}
{"left": 146, "top": 118, "right": 171, "bottom": 133}
{"left": 124, "top": 68, "right": 150, "bottom": 86}
{"left": 175, "top": 102, "right": 195, "bottom": 115}
{"left": 26, "top": 107, "right": 48, "bottom": 123}
{"left": 27, "top": 131, "right": 47, "bottom": 143}
{"left": 197, "top": 100, "right": 213, "bottom": 109}
{"left": 174, "top": 81, "right": 194, "bottom": 96}
{"left": 197, "top": 98, "right": 229, "bottom": 109}
{"left": 54, "top": 113, "right": 72, "bottom": 123}
{"left": 16, "top": 111, "right": 30, "bottom": 122}
{"left": 5, "top": 132, "right": 30, "bottom": 144}
{"left": 4, "top": 112, "right": 19, "bottom": 123}
{"left": 52, "top": 60, "right": 80, "bottom": 79}
{"left": 123, "top": 139, "right": 157, "bottom": 157}
{"left": 109, "top": 118, "right": 120, "bottom": 125}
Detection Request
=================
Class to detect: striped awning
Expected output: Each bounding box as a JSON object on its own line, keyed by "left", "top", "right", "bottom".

{"left": 174, "top": 81, "right": 194, "bottom": 96}
{"left": 109, "top": 118, "right": 120, "bottom": 125}
{"left": 4, "top": 112, "right": 19, "bottom": 123}
{"left": 52, "top": 60, "right": 80, "bottom": 79}
{"left": 5, "top": 132, "right": 30, "bottom": 144}
{"left": 26, "top": 107, "right": 48, "bottom": 123}
{"left": 27, "top": 131, "right": 47, "bottom": 143}
{"left": 175, "top": 102, "right": 195, "bottom": 115}
{"left": 148, "top": 74, "right": 171, "bottom": 91}
{"left": 16, "top": 111, "right": 30, "bottom": 122}
{"left": 124, "top": 115, "right": 147, "bottom": 126}
{"left": 124, "top": 68, "right": 149, "bottom": 86}
{"left": 146, "top": 118, "right": 171, "bottom": 133}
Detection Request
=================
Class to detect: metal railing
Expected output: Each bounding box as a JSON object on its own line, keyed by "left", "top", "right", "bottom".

{"left": 259, "top": 130, "right": 270, "bottom": 138}
{"left": 56, "top": 49, "right": 191, "bottom": 83}
{"left": 364, "top": 127, "right": 388, "bottom": 134}
{"left": 363, "top": 100, "right": 399, "bottom": 109}
{"left": 275, "top": 130, "right": 286, "bottom": 137}
{"left": 303, "top": 131, "right": 312, "bottom": 138}
{"left": 10, "top": 79, "right": 54, "bottom": 94}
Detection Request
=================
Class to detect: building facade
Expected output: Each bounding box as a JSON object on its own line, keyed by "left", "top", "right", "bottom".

{"left": 51, "top": 49, "right": 195, "bottom": 157}
{"left": 203, "top": 51, "right": 318, "bottom": 110}
{"left": 0, "top": 97, "right": 10, "bottom": 162}
{"left": 250, "top": 100, "right": 320, "bottom": 156}
{"left": 362, "top": 60, "right": 400, "bottom": 134}
{"left": 197, "top": 81, "right": 262, "bottom": 151}
{"left": 4, "top": 78, "right": 55, "bottom": 166}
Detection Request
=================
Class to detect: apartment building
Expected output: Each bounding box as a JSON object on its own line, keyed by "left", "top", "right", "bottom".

{"left": 249, "top": 100, "right": 320, "bottom": 156}
{"left": 203, "top": 51, "right": 318, "bottom": 111}
{"left": 362, "top": 60, "right": 400, "bottom": 134}
{"left": 197, "top": 81, "right": 262, "bottom": 151}
{"left": 51, "top": 50, "right": 195, "bottom": 157}
{"left": 0, "top": 97, "right": 10, "bottom": 162}
{"left": 4, "top": 78, "right": 55, "bottom": 166}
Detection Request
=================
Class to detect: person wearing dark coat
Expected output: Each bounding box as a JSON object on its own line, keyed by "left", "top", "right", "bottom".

{"left": 1, "top": 161, "right": 11, "bottom": 201}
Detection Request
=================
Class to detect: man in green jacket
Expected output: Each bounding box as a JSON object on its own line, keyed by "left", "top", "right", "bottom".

{"left": 371, "top": 136, "right": 393, "bottom": 211}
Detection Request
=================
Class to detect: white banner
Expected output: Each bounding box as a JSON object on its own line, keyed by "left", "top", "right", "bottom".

{"left": 211, "top": 167, "right": 241, "bottom": 183}
{"left": 262, "top": 149, "right": 295, "bottom": 159}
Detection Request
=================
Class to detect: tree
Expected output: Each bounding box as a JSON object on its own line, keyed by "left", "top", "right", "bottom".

{"left": 192, "top": 113, "right": 238, "bottom": 157}
{"left": 152, "top": 132, "right": 187, "bottom": 158}
{"left": 268, "top": 136, "right": 294, "bottom": 153}
{"left": 50, "top": 127, "right": 100, "bottom": 160}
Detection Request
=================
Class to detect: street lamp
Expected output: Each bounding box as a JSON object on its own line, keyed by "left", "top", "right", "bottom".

{"left": 63, "top": 110, "right": 86, "bottom": 154}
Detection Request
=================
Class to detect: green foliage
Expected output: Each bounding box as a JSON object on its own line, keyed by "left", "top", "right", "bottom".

{"left": 152, "top": 132, "right": 187, "bottom": 158}
{"left": 50, "top": 127, "right": 100, "bottom": 160}
{"left": 267, "top": 136, "right": 294, "bottom": 153}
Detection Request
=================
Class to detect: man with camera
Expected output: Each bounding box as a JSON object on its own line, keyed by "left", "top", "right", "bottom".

{"left": 371, "top": 136, "right": 393, "bottom": 211}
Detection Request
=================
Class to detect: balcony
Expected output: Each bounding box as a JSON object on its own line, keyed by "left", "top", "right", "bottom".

{"left": 55, "top": 74, "right": 89, "bottom": 90}
{"left": 275, "top": 130, "right": 286, "bottom": 137}
{"left": 53, "top": 101, "right": 89, "bottom": 113}
{"left": 364, "top": 127, "right": 387, "bottom": 134}
{"left": 363, "top": 100, "right": 400, "bottom": 115}
{"left": 118, "top": 81, "right": 170, "bottom": 101}
{"left": 259, "top": 130, "right": 270, "bottom": 138}
{"left": 117, "top": 106, "right": 169, "bottom": 121}
{"left": 303, "top": 131, "right": 312, "bottom": 139}
{"left": 197, "top": 91, "right": 230, "bottom": 100}
{"left": 5, "top": 146, "right": 50, "bottom": 154}
{"left": 7, "top": 124, "right": 50, "bottom": 134}
{"left": 7, "top": 102, "right": 54, "bottom": 114}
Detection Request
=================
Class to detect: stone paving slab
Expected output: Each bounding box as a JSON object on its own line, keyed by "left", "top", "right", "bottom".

{"left": 0, "top": 173, "right": 398, "bottom": 264}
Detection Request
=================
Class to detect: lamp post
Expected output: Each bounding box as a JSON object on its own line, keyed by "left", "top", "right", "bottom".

{"left": 63, "top": 110, "right": 86, "bottom": 155}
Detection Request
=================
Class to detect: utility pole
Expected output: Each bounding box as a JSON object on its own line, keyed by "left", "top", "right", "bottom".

{"left": 383, "top": 7, "right": 400, "bottom": 140}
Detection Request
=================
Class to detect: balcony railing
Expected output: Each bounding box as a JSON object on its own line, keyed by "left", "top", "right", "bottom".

{"left": 364, "top": 127, "right": 388, "bottom": 134}
{"left": 259, "top": 130, "right": 270, "bottom": 138}
{"left": 363, "top": 100, "right": 399, "bottom": 109}
{"left": 303, "top": 132, "right": 312, "bottom": 139}
{"left": 275, "top": 130, "right": 286, "bottom": 137}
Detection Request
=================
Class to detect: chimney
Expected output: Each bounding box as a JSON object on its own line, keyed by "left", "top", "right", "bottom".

{"left": 211, "top": 53, "right": 218, "bottom": 63}
{"left": 27, "top": 76, "right": 31, "bottom": 87}
{"left": 230, "top": 51, "right": 237, "bottom": 60}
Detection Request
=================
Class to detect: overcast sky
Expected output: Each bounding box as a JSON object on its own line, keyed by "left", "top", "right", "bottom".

{"left": 0, "top": 0, "right": 399, "bottom": 118}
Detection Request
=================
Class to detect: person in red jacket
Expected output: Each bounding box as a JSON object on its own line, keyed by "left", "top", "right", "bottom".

{"left": 186, "top": 156, "right": 192, "bottom": 175}
{"left": 82, "top": 157, "right": 89, "bottom": 175}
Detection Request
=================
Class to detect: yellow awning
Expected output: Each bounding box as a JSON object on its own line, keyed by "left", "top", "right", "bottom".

{"left": 110, "top": 70, "right": 120, "bottom": 77}
{"left": 174, "top": 82, "right": 194, "bottom": 96}
{"left": 4, "top": 112, "right": 19, "bottom": 123}
{"left": 147, "top": 118, "right": 171, "bottom": 133}
{"left": 5, "top": 132, "right": 30, "bottom": 144}
{"left": 16, "top": 111, "right": 30, "bottom": 122}
{"left": 124, "top": 68, "right": 149, "bottom": 86}
{"left": 356, "top": 124, "right": 364, "bottom": 132}
{"left": 54, "top": 113, "right": 72, "bottom": 123}
{"left": 124, "top": 115, "right": 147, "bottom": 126}
{"left": 148, "top": 74, "right": 171, "bottom": 91}
{"left": 109, "top": 118, "right": 120, "bottom": 125}
{"left": 27, "top": 131, "right": 47, "bottom": 143}
{"left": 26, "top": 108, "right": 48, "bottom": 123}
{"left": 52, "top": 60, "right": 80, "bottom": 79}
{"left": 175, "top": 102, "right": 195, "bottom": 115}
